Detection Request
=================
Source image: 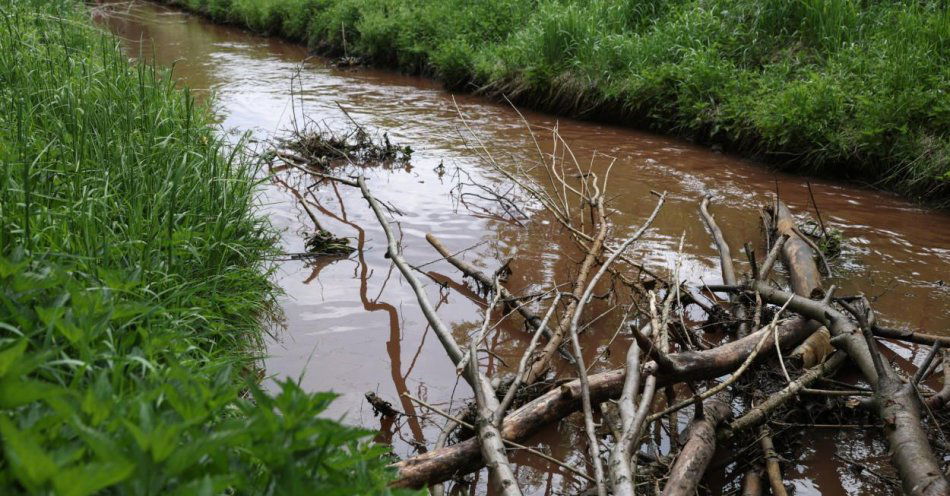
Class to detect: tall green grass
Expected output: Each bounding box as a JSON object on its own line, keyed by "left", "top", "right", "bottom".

{"left": 167, "top": 0, "right": 949, "bottom": 202}
{"left": 0, "top": 1, "right": 408, "bottom": 493}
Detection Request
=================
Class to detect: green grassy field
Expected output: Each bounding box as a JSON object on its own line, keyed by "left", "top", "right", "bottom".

{"left": 168, "top": 0, "right": 948, "bottom": 202}
{"left": 0, "top": 1, "right": 409, "bottom": 493}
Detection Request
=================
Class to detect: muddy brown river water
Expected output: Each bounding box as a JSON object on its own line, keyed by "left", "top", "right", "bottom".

{"left": 96, "top": 2, "right": 950, "bottom": 494}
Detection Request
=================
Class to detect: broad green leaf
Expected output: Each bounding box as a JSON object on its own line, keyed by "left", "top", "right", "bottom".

{"left": 121, "top": 420, "right": 150, "bottom": 453}
{"left": 35, "top": 305, "right": 65, "bottom": 331}
{"left": 0, "top": 339, "right": 28, "bottom": 377}
{"left": 0, "top": 416, "right": 57, "bottom": 488}
{"left": 0, "top": 377, "right": 61, "bottom": 409}
{"left": 54, "top": 318, "right": 84, "bottom": 344}
{"left": 72, "top": 421, "right": 123, "bottom": 461}
{"left": 149, "top": 423, "right": 182, "bottom": 462}
{"left": 52, "top": 460, "right": 135, "bottom": 496}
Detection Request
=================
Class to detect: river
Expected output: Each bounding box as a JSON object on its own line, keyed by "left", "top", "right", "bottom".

{"left": 95, "top": 2, "right": 950, "bottom": 494}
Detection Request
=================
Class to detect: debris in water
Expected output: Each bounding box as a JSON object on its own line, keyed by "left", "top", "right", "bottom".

{"left": 305, "top": 229, "right": 355, "bottom": 256}
{"left": 278, "top": 121, "right": 412, "bottom": 171}
{"left": 365, "top": 391, "right": 401, "bottom": 418}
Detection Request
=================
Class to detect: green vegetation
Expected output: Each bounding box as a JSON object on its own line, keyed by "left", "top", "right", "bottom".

{"left": 0, "top": 1, "right": 409, "bottom": 493}
{"left": 168, "top": 0, "right": 948, "bottom": 202}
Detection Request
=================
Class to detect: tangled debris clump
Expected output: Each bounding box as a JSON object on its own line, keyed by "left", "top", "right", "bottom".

{"left": 305, "top": 229, "right": 355, "bottom": 256}
{"left": 267, "top": 118, "right": 414, "bottom": 258}
{"left": 280, "top": 121, "right": 412, "bottom": 170}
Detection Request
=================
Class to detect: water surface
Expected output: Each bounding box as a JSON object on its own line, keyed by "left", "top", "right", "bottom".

{"left": 96, "top": 3, "right": 950, "bottom": 494}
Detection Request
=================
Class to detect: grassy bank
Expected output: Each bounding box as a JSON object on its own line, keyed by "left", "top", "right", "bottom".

{"left": 0, "top": 1, "right": 407, "bottom": 493}
{"left": 166, "top": 0, "right": 948, "bottom": 202}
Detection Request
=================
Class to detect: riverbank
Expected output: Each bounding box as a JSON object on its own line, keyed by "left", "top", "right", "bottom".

{"left": 157, "top": 0, "right": 948, "bottom": 204}
{"left": 0, "top": 2, "right": 404, "bottom": 492}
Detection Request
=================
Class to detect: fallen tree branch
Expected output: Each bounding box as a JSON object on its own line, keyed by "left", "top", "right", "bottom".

{"left": 759, "top": 425, "right": 788, "bottom": 496}
{"left": 426, "top": 232, "right": 551, "bottom": 340}
{"left": 748, "top": 281, "right": 949, "bottom": 496}
{"left": 648, "top": 297, "right": 793, "bottom": 424}
{"left": 356, "top": 175, "right": 521, "bottom": 495}
{"left": 925, "top": 350, "right": 950, "bottom": 410}
{"left": 662, "top": 196, "right": 741, "bottom": 496}
{"left": 496, "top": 293, "right": 563, "bottom": 421}
{"left": 402, "top": 394, "right": 594, "bottom": 483}
{"left": 569, "top": 193, "right": 665, "bottom": 496}
{"left": 391, "top": 317, "right": 817, "bottom": 488}
{"left": 772, "top": 201, "right": 822, "bottom": 298}
{"left": 659, "top": 391, "right": 730, "bottom": 496}
{"left": 720, "top": 352, "right": 847, "bottom": 439}
{"left": 873, "top": 325, "right": 950, "bottom": 347}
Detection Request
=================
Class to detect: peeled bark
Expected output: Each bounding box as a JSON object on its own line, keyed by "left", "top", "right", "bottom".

{"left": 659, "top": 394, "right": 731, "bottom": 496}
{"left": 773, "top": 201, "right": 822, "bottom": 298}
{"left": 789, "top": 326, "right": 833, "bottom": 368}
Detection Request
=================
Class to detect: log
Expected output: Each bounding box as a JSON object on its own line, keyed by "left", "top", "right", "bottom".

{"left": 789, "top": 327, "right": 833, "bottom": 368}
{"left": 752, "top": 204, "right": 948, "bottom": 494}
{"left": 658, "top": 394, "right": 731, "bottom": 496}
{"left": 736, "top": 200, "right": 820, "bottom": 494}
{"left": 720, "top": 352, "right": 847, "bottom": 438}
{"left": 741, "top": 468, "right": 764, "bottom": 496}
{"left": 660, "top": 197, "right": 739, "bottom": 496}
{"left": 750, "top": 282, "right": 949, "bottom": 496}
{"left": 873, "top": 325, "right": 950, "bottom": 347}
{"left": 390, "top": 318, "right": 818, "bottom": 488}
{"left": 773, "top": 201, "right": 822, "bottom": 298}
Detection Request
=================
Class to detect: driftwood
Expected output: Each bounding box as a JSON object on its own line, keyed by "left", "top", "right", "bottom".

{"left": 271, "top": 117, "right": 950, "bottom": 495}
{"left": 661, "top": 197, "right": 738, "bottom": 496}
{"left": 357, "top": 176, "right": 521, "bottom": 495}
{"left": 390, "top": 317, "right": 817, "bottom": 488}
{"left": 748, "top": 283, "right": 948, "bottom": 495}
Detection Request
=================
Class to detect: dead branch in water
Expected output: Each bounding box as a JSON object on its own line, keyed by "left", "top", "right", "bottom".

{"left": 270, "top": 112, "right": 949, "bottom": 495}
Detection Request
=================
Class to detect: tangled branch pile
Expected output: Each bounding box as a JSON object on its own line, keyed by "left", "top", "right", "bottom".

{"left": 274, "top": 116, "right": 950, "bottom": 495}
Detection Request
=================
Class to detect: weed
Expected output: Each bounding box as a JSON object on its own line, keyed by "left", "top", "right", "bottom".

{"left": 0, "top": 2, "right": 412, "bottom": 493}
{"left": 162, "top": 0, "right": 949, "bottom": 203}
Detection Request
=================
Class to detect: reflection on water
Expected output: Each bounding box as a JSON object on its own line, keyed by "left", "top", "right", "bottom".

{"left": 96, "top": 2, "right": 950, "bottom": 494}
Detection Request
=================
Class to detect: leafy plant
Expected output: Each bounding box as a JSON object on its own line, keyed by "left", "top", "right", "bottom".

{"left": 0, "top": 2, "right": 411, "bottom": 493}
{"left": 162, "top": 0, "right": 950, "bottom": 203}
